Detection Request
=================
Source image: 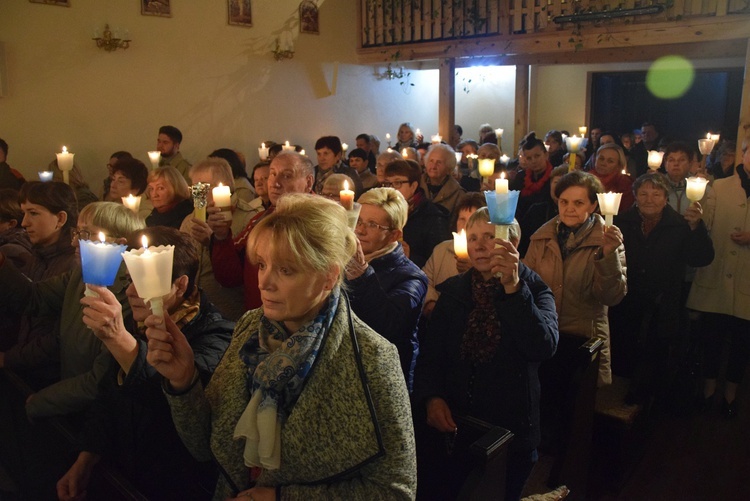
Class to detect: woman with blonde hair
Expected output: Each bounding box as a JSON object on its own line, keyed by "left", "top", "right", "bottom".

{"left": 346, "top": 187, "right": 427, "bottom": 390}
{"left": 145, "top": 165, "right": 193, "bottom": 228}
{"left": 146, "top": 193, "right": 416, "bottom": 500}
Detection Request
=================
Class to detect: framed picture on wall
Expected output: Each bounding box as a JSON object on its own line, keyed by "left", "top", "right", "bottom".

{"left": 228, "top": 0, "right": 252, "bottom": 27}
{"left": 29, "top": 0, "right": 70, "bottom": 6}
{"left": 141, "top": 0, "right": 171, "bottom": 17}
{"left": 299, "top": 0, "right": 319, "bottom": 34}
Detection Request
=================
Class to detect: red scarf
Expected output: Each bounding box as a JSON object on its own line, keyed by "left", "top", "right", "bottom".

{"left": 521, "top": 162, "right": 553, "bottom": 197}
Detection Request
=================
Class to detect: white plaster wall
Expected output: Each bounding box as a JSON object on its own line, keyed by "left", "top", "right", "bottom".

{"left": 0, "top": 0, "right": 442, "bottom": 185}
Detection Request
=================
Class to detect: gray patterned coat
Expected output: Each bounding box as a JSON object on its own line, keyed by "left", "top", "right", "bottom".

{"left": 166, "top": 302, "right": 417, "bottom": 500}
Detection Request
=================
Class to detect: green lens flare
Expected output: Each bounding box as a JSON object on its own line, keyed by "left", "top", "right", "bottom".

{"left": 646, "top": 55, "right": 695, "bottom": 99}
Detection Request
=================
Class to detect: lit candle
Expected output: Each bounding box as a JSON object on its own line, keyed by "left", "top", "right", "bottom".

{"left": 148, "top": 150, "right": 161, "bottom": 170}
{"left": 495, "top": 128, "right": 504, "bottom": 138}
{"left": 122, "top": 194, "right": 142, "bottom": 213}
{"left": 455, "top": 152, "right": 463, "bottom": 164}
{"left": 452, "top": 229, "right": 468, "bottom": 259}
{"left": 282, "top": 141, "right": 295, "bottom": 151}
{"left": 499, "top": 154, "right": 510, "bottom": 165}
{"left": 431, "top": 134, "right": 442, "bottom": 144}
{"left": 121, "top": 235, "right": 175, "bottom": 317}
{"left": 686, "top": 176, "right": 709, "bottom": 202}
{"left": 300, "top": 149, "right": 306, "bottom": 156}
{"left": 56, "top": 146, "right": 75, "bottom": 185}
{"left": 596, "top": 192, "right": 623, "bottom": 227}
{"left": 579, "top": 126, "right": 588, "bottom": 136}
{"left": 402, "top": 148, "right": 408, "bottom": 157}
{"left": 339, "top": 180, "right": 354, "bottom": 211}
{"left": 258, "top": 143, "right": 269, "bottom": 160}
{"left": 386, "top": 147, "right": 393, "bottom": 153}
{"left": 385, "top": 133, "right": 391, "bottom": 143}
{"left": 466, "top": 153, "right": 478, "bottom": 170}
{"left": 709, "top": 133, "right": 720, "bottom": 142}
{"left": 212, "top": 182, "right": 232, "bottom": 221}
{"left": 647, "top": 150, "right": 664, "bottom": 170}
{"left": 38, "top": 171, "right": 53, "bottom": 182}
{"left": 341, "top": 143, "right": 348, "bottom": 153}
{"left": 621, "top": 169, "right": 628, "bottom": 176}
{"left": 565, "top": 135, "right": 583, "bottom": 172}
{"left": 79, "top": 231, "right": 127, "bottom": 294}
{"left": 495, "top": 172, "right": 508, "bottom": 194}
{"left": 478, "top": 158, "right": 495, "bottom": 178}
{"left": 415, "top": 128, "right": 421, "bottom": 137}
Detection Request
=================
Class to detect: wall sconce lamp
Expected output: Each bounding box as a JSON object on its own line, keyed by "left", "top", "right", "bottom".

{"left": 272, "top": 32, "right": 295, "bottom": 61}
{"left": 375, "top": 63, "right": 405, "bottom": 81}
{"left": 93, "top": 24, "right": 131, "bottom": 52}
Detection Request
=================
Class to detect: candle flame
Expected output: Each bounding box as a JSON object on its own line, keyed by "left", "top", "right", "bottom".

{"left": 261, "top": 143, "right": 265, "bottom": 148}
{"left": 402, "top": 148, "right": 408, "bottom": 156}
{"left": 285, "top": 141, "right": 290, "bottom": 147}
{"left": 300, "top": 149, "right": 305, "bottom": 156}
{"left": 343, "top": 180, "right": 349, "bottom": 191}
{"left": 706, "top": 133, "right": 711, "bottom": 139}
{"left": 98, "top": 232, "right": 106, "bottom": 243}
{"left": 218, "top": 182, "right": 223, "bottom": 188}
{"left": 141, "top": 235, "right": 149, "bottom": 250}
{"left": 501, "top": 171, "right": 506, "bottom": 180}
{"left": 62, "top": 146, "right": 68, "bottom": 153}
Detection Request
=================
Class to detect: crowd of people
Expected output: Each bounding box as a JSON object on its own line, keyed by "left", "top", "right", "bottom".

{"left": 0, "top": 119, "right": 747, "bottom": 500}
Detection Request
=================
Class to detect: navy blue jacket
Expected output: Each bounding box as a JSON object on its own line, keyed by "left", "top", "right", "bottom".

{"left": 403, "top": 192, "right": 451, "bottom": 268}
{"left": 346, "top": 243, "right": 427, "bottom": 391}
{"left": 414, "top": 265, "right": 558, "bottom": 453}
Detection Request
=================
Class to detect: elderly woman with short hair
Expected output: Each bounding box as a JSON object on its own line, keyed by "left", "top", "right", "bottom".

{"left": 145, "top": 166, "right": 193, "bottom": 228}
{"left": 346, "top": 187, "right": 428, "bottom": 390}
{"left": 524, "top": 171, "right": 627, "bottom": 386}
{"left": 414, "top": 208, "right": 558, "bottom": 501}
{"left": 146, "top": 193, "right": 416, "bottom": 500}
{"left": 610, "top": 173, "right": 713, "bottom": 407}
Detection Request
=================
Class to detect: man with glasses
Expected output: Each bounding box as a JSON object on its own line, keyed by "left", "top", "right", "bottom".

{"left": 209, "top": 152, "right": 314, "bottom": 311}
{"left": 384, "top": 159, "right": 450, "bottom": 268}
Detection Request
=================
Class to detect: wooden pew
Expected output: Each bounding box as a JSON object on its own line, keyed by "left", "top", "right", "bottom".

{"left": 454, "top": 414, "right": 514, "bottom": 500}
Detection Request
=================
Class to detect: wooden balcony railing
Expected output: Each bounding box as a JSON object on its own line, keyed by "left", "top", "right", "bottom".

{"left": 359, "top": 0, "right": 749, "bottom": 49}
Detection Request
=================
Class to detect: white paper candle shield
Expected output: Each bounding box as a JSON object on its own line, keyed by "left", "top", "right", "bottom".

{"left": 647, "top": 150, "right": 664, "bottom": 170}
{"left": 148, "top": 151, "right": 161, "bottom": 170}
{"left": 597, "top": 192, "right": 623, "bottom": 227}
{"left": 38, "top": 171, "right": 53, "bottom": 182}
{"left": 57, "top": 146, "right": 75, "bottom": 185}
{"left": 122, "top": 194, "right": 142, "bottom": 213}
{"left": 478, "top": 159, "right": 495, "bottom": 178}
{"left": 686, "top": 177, "right": 709, "bottom": 202}
{"left": 122, "top": 241, "right": 174, "bottom": 317}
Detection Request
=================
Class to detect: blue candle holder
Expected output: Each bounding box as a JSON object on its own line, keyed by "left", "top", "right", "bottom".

{"left": 484, "top": 190, "right": 520, "bottom": 225}
{"left": 79, "top": 239, "right": 128, "bottom": 287}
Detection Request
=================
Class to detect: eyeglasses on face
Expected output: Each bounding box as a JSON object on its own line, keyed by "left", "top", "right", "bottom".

{"left": 71, "top": 229, "right": 93, "bottom": 241}
{"left": 381, "top": 180, "right": 409, "bottom": 188}
{"left": 355, "top": 219, "right": 391, "bottom": 231}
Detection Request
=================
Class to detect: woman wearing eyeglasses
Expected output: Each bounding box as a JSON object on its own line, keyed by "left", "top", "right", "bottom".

{"left": 0, "top": 181, "right": 78, "bottom": 382}
{"left": 0, "top": 201, "right": 144, "bottom": 419}
{"left": 345, "top": 187, "right": 427, "bottom": 391}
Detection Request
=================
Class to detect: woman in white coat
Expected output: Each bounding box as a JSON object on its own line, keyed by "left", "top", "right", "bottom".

{"left": 687, "top": 141, "right": 750, "bottom": 418}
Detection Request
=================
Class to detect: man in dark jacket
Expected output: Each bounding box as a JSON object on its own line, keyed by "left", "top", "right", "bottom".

{"left": 56, "top": 227, "right": 234, "bottom": 501}
{"left": 384, "top": 159, "right": 450, "bottom": 268}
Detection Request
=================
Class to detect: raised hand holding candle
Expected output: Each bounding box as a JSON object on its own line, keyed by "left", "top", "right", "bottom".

{"left": 339, "top": 180, "right": 355, "bottom": 211}
{"left": 38, "top": 171, "right": 53, "bottom": 182}
{"left": 122, "top": 194, "right": 142, "bottom": 213}
{"left": 258, "top": 143, "right": 269, "bottom": 160}
{"left": 452, "top": 229, "right": 468, "bottom": 259}
{"left": 191, "top": 182, "right": 211, "bottom": 222}
{"left": 686, "top": 176, "right": 709, "bottom": 202}
{"left": 122, "top": 235, "right": 174, "bottom": 317}
{"left": 597, "top": 192, "right": 623, "bottom": 227}
{"left": 79, "top": 232, "right": 127, "bottom": 297}
{"left": 647, "top": 150, "right": 664, "bottom": 170}
{"left": 148, "top": 151, "right": 161, "bottom": 170}
{"left": 212, "top": 182, "right": 232, "bottom": 220}
{"left": 57, "top": 146, "right": 75, "bottom": 185}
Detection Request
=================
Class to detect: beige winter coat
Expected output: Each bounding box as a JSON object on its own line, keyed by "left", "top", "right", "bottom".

{"left": 523, "top": 214, "right": 627, "bottom": 385}
{"left": 687, "top": 171, "right": 750, "bottom": 320}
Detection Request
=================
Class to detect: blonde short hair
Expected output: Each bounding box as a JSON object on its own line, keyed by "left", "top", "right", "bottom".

{"left": 148, "top": 166, "right": 191, "bottom": 202}
{"left": 247, "top": 193, "right": 357, "bottom": 286}
{"left": 189, "top": 158, "right": 235, "bottom": 191}
{"left": 79, "top": 201, "right": 146, "bottom": 239}
{"left": 466, "top": 207, "right": 520, "bottom": 245}
{"left": 357, "top": 187, "right": 408, "bottom": 231}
